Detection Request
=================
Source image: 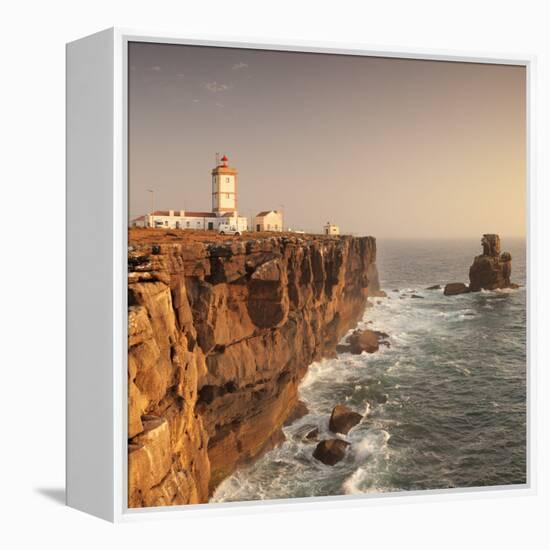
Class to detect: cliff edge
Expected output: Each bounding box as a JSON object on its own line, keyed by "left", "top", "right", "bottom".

{"left": 127, "top": 229, "right": 379, "bottom": 507}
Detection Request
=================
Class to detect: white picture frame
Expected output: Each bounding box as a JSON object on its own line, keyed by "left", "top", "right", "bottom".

{"left": 66, "top": 27, "right": 536, "bottom": 522}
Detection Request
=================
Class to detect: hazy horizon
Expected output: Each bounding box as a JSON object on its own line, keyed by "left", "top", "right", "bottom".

{"left": 128, "top": 43, "right": 526, "bottom": 239}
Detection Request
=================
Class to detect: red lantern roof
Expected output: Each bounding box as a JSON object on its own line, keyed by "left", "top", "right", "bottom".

{"left": 221, "top": 155, "right": 228, "bottom": 162}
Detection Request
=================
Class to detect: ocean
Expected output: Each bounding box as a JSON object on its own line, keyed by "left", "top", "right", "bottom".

{"left": 212, "top": 238, "right": 527, "bottom": 502}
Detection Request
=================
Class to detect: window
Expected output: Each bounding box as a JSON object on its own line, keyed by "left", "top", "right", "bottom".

{"left": 186, "top": 221, "right": 190, "bottom": 227}
{"left": 164, "top": 221, "right": 168, "bottom": 226}
{"left": 226, "top": 177, "right": 230, "bottom": 183}
{"left": 226, "top": 193, "right": 230, "bottom": 199}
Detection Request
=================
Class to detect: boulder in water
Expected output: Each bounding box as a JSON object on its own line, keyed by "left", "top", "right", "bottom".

{"left": 346, "top": 329, "right": 380, "bottom": 354}
{"left": 312, "top": 439, "right": 350, "bottom": 465}
{"left": 329, "top": 404, "right": 363, "bottom": 434}
{"left": 444, "top": 282, "right": 470, "bottom": 296}
{"left": 426, "top": 284, "right": 441, "bottom": 290}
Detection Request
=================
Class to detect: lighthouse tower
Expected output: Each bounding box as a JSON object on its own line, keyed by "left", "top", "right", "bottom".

{"left": 212, "top": 154, "right": 238, "bottom": 214}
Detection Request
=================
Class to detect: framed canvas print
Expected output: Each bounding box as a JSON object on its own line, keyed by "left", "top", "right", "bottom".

{"left": 66, "top": 28, "right": 535, "bottom": 522}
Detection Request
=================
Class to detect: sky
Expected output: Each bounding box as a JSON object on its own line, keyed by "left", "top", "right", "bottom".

{"left": 128, "top": 42, "right": 526, "bottom": 239}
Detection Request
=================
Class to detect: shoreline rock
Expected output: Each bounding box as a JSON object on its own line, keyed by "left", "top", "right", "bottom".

{"left": 347, "top": 329, "right": 381, "bottom": 354}
{"left": 313, "top": 439, "right": 350, "bottom": 466}
{"left": 444, "top": 282, "right": 470, "bottom": 296}
{"left": 284, "top": 400, "right": 309, "bottom": 427}
{"left": 329, "top": 405, "right": 363, "bottom": 434}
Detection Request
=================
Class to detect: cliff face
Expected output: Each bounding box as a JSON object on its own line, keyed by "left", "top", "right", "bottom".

{"left": 127, "top": 230, "right": 378, "bottom": 507}
{"left": 469, "top": 234, "right": 513, "bottom": 291}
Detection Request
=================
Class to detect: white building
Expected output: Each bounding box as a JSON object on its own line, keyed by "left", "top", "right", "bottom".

{"left": 254, "top": 210, "right": 284, "bottom": 232}
{"left": 130, "top": 155, "right": 248, "bottom": 232}
{"left": 324, "top": 222, "right": 340, "bottom": 235}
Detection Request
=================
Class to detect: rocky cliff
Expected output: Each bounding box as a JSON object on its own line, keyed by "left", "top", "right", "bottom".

{"left": 127, "top": 229, "right": 379, "bottom": 508}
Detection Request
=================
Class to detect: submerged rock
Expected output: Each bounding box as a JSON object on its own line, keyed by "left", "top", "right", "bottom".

{"left": 329, "top": 405, "right": 363, "bottom": 434}
{"left": 305, "top": 427, "right": 319, "bottom": 441}
{"left": 370, "top": 391, "right": 388, "bottom": 404}
{"left": 313, "top": 439, "right": 350, "bottom": 465}
{"left": 444, "top": 282, "right": 470, "bottom": 296}
{"left": 426, "top": 284, "right": 441, "bottom": 290}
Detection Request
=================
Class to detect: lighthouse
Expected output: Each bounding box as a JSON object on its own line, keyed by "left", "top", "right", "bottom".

{"left": 212, "top": 154, "right": 238, "bottom": 214}
{"left": 131, "top": 153, "right": 248, "bottom": 233}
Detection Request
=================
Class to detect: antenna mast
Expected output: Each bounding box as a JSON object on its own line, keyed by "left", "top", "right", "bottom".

{"left": 215, "top": 152, "right": 220, "bottom": 166}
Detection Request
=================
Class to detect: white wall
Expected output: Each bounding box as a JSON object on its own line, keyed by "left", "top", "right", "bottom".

{"left": 146, "top": 214, "right": 248, "bottom": 231}
{"left": 255, "top": 211, "right": 283, "bottom": 231}
{"left": 219, "top": 216, "right": 248, "bottom": 231}
{"left": 3, "top": 0, "right": 548, "bottom": 547}
{"left": 213, "top": 174, "right": 236, "bottom": 210}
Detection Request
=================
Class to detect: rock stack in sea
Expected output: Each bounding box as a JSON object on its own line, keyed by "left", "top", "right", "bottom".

{"left": 468, "top": 234, "right": 515, "bottom": 291}
{"left": 443, "top": 234, "right": 517, "bottom": 295}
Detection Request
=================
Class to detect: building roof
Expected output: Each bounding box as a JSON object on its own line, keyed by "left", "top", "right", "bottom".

{"left": 184, "top": 211, "right": 217, "bottom": 218}
{"left": 133, "top": 211, "right": 218, "bottom": 220}
{"left": 152, "top": 210, "right": 218, "bottom": 218}
{"left": 212, "top": 166, "right": 238, "bottom": 175}
{"left": 256, "top": 210, "right": 279, "bottom": 217}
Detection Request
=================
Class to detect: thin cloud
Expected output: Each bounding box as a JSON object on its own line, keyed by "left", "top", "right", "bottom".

{"left": 232, "top": 62, "right": 248, "bottom": 70}
{"left": 205, "top": 81, "right": 230, "bottom": 93}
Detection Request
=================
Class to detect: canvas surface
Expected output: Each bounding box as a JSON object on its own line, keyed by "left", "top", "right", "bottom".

{"left": 126, "top": 42, "right": 526, "bottom": 508}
